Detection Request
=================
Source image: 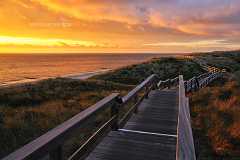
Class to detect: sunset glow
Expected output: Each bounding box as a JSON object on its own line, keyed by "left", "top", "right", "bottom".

{"left": 0, "top": 36, "right": 110, "bottom": 47}
{"left": 0, "top": 0, "right": 240, "bottom": 53}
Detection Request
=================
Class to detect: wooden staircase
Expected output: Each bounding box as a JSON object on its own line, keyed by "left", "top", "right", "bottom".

{"left": 86, "top": 89, "right": 178, "bottom": 160}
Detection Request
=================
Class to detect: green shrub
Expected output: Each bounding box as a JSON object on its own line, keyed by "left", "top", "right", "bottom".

{"left": 93, "top": 57, "right": 204, "bottom": 84}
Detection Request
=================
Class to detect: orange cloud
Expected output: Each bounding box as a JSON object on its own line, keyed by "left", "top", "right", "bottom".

{"left": 0, "top": 0, "right": 240, "bottom": 53}
{"left": 34, "top": 0, "right": 143, "bottom": 25}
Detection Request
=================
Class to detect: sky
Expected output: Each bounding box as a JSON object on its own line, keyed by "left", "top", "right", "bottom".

{"left": 0, "top": 0, "right": 240, "bottom": 53}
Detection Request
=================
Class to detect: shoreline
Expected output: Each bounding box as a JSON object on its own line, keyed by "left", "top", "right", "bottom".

{"left": 0, "top": 54, "right": 187, "bottom": 88}
{"left": 62, "top": 69, "right": 111, "bottom": 80}
{"left": 0, "top": 69, "right": 111, "bottom": 88}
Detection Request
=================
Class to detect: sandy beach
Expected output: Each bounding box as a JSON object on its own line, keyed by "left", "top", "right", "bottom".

{"left": 62, "top": 69, "right": 111, "bottom": 79}
{"left": 0, "top": 69, "right": 111, "bottom": 88}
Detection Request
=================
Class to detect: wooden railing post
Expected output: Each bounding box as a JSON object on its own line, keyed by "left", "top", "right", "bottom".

{"left": 134, "top": 95, "right": 139, "bottom": 113}
{"left": 196, "top": 77, "right": 200, "bottom": 91}
{"left": 153, "top": 76, "right": 158, "bottom": 90}
{"left": 193, "top": 77, "right": 199, "bottom": 91}
{"left": 50, "top": 146, "right": 62, "bottom": 160}
{"left": 111, "top": 97, "right": 121, "bottom": 131}
{"left": 145, "top": 86, "right": 149, "bottom": 99}
{"left": 190, "top": 80, "right": 193, "bottom": 92}
{"left": 184, "top": 81, "right": 187, "bottom": 93}
{"left": 184, "top": 71, "right": 223, "bottom": 94}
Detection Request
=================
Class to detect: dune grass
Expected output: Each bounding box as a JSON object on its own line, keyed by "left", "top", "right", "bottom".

{"left": 190, "top": 51, "right": 240, "bottom": 159}
{"left": 0, "top": 78, "right": 133, "bottom": 158}
{"left": 195, "top": 50, "right": 240, "bottom": 72}
{"left": 92, "top": 57, "right": 205, "bottom": 85}
{"left": 191, "top": 74, "right": 240, "bottom": 159}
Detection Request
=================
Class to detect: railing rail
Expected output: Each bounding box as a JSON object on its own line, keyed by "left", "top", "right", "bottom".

{"left": 122, "top": 74, "right": 157, "bottom": 104}
{"left": 199, "top": 72, "right": 222, "bottom": 88}
{"left": 157, "top": 76, "right": 179, "bottom": 89}
{"left": 177, "top": 75, "right": 196, "bottom": 160}
{"left": 185, "top": 72, "right": 223, "bottom": 93}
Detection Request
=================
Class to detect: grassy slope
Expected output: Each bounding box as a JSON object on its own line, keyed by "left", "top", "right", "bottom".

{"left": 195, "top": 50, "right": 240, "bottom": 72}
{"left": 0, "top": 79, "right": 133, "bottom": 158}
{"left": 191, "top": 51, "right": 240, "bottom": 159}
{"left": 92, "top": 57, "right": 204, "bottom": 85}
{"left": 0, "top": 57, "right": 204, "bottom": 158}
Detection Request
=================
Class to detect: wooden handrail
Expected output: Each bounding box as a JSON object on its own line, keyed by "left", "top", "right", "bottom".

{"left": 157, "top": 76, "right": 179, "bottom": 89}
{"left": 122, "top": 74, "right": 157, "bottom": 104}
{"left": 178, "top": 71, "right": 223, "bottom": 159}
{"left": 185, "top": 72, "right": 223, "bottom": 93}
{"left": 177, "top": 75, "right": 196, "bottom": 160}
{"left": 3, "top": 93, "right": 120, "bottom": 160}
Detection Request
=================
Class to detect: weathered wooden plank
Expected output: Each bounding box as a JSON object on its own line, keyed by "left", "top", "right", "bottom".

{"left": 85, "top": 89, "right": 179, "bottom": 160}
{"left": 124, "top": 90, "right": 178, "bottom": 135}
{"left": 85, "top": 131, "right": 176, "bottom": 160}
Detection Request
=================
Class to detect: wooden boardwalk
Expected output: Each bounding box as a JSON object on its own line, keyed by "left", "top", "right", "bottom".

{"left": 3, "top": 73, "right": 222, "bottom": 160}
{"left": 85, "top": 89, "right": 178, "bottom": 160}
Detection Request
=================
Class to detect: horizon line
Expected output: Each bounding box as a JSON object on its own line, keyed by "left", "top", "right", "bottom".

{"left": 0, "top": 49, "right": 239, "bottom": 55}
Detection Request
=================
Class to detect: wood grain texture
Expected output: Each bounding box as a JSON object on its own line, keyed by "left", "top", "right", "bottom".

{"left": 177, "top": 75, "right": 196, "bottom": 160}
{"left": 85, "top": 89, "right": 178, "bottom": 160}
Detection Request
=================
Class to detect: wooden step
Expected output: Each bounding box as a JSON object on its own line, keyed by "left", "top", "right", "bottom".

{"left": 85, "top": 89, "right": 178, "bottom": 160}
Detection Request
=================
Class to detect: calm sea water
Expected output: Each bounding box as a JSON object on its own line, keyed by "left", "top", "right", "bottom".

{"left": 0, "top": 53, "right": 174, "bottom": 86}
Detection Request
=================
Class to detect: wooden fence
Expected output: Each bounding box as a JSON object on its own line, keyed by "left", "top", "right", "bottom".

{"left": 177, "top": 75, "right": 196, "bottom": 160}
{"left": 185, "top": 72, "right": 223, "bottom": 93}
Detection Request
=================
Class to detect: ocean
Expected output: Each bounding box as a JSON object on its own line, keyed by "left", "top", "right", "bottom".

{"left": 0, "top": 53, "right": 176, "bottom": 86}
